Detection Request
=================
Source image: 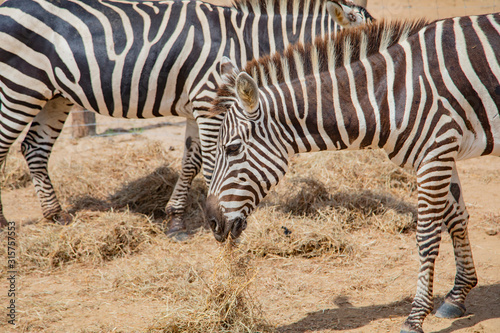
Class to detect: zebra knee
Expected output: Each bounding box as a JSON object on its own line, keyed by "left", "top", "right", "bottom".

{"left": 20, "top": 139, "right": 30, "bottom": 157}
{"left": 20, "top": 140, "right": 44, "bottom": 170}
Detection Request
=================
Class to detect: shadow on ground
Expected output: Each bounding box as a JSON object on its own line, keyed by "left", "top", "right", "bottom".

{"left": 277, "top": 284, "right": 500, "bottom": 332}
{"left": 67, "top": 165, "right": 207, "bottom": 232}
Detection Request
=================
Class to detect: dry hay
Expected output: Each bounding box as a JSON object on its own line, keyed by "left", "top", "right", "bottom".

{"left": 241, "top": 150, "right": 417, "bottom": 258}
{"left": 242, "top": 209, "right": 352, "bottom": 258}
{"left": 149, "top": 241, "right": 274, "bottom": 333}
{"left": 109, "top": 166, "right": 207, "bottom": 224}
{"left": 0, "top": 138, "right": 176, "bottom": 200}
{"left": 52, "top": 139, "right": 175, "bottom": 207}
{"left": 52, "top": 138, "right": 207, "bottom": 230}
{"left": 267, "top": 149, "right": 417, "bottom": 232}
{"left": 0, "top": 210, "right": 162, "bottom": 274}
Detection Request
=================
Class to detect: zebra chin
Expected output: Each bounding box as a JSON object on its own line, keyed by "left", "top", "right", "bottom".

{"left": 205, "top": 195, "right": 247, "bottom": 242}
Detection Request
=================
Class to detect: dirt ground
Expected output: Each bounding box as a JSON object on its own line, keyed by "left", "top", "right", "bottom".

{"left": 1, "top": 1, "right": 500, "bottom": 333}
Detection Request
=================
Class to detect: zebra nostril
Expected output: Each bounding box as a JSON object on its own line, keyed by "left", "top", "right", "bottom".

{"left": 230, "top": 217, "right": 247, "bottom": 239}
{"left": 208, "top": 217, "right": 218, "bottom": 232}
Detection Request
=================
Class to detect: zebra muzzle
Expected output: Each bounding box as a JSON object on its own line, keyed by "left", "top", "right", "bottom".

{"left": 205, "top": 195, "right": 248, "bottom": 242}
{"left": 205, "top": 194, "right": 228, "bottom": 242}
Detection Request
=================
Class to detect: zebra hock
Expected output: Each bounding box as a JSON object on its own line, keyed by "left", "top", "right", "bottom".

{"left": 0, "top": 0, "right": 373, "bottom": 234}
{"left": 206, "top": 14, "right": 500, "bottom": 333}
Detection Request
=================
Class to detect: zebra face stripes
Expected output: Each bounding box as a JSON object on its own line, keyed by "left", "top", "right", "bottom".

{"left": 0, "top": 0, "right": 373, "bottom": 231}
{"left": 207, "top": 14, "right": 500, "bottom": 333}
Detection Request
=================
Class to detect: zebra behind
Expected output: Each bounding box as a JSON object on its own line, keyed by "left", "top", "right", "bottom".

{"left": 0, "top": 0, "right": 373, "bottom": 234}
{"left": 206, "top": 14, "right": 500, "bottom": 333}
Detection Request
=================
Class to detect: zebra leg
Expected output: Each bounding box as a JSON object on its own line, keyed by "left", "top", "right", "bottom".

{"left": 165, "top": 119, "right": 202, "bottom": 240}
{"left": 21, "top": 96, "right": 73, "bottom": 224}
{"left": 0, "top": 101, "right": 42, "bottom": 227}
{"left": 196, "top": 112, "right": 226, "bottom": 184}
{"left": 435, "top": 165, "right": 477, "bottom": 318}
{"left": 401, "top": 161, "right": 453, "bottom": 333}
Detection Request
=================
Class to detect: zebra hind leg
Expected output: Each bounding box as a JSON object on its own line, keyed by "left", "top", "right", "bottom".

{"left": 164, "top": 119, "right": 202, "bottom": 241}
{"left": 401, "top": 159, "right": 455, "bottom": 333}
{"left": 435, "top": 166, "right": 477, "bottom": 318}
{"left": 21, "top": 96, "right": 73, "bottom": 224}
{"left": 0, "top": 98, "right": 45, "bottom": 227}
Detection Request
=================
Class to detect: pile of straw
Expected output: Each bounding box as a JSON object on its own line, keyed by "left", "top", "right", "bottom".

{"left": 243, "top": 209, "right": 351, "bottom": 258}
{"left": 149, "top": 241, "right": 273, "bottom": 333}
{"left": 240, "top": 150, "right": 417, "bottom": 258}
{"left": 267, "top": 150, "right": 417, "bottom": 232}
{"left": 3, "top": 211, "right": 162, "bottom": 273}
{"left": 0, "top": 138, "right": 207, "bottom": 231}
{"left": 51, "top": 139, "right": 207, "bottom": 231}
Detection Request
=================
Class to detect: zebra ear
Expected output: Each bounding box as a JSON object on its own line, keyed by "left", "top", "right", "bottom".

{"left": 327, "top": 1, "right": 369, "bottom": 28}
{"left": 220, "top": 56, "right": 239, "bottom": 76}
{"left": 235, "top": 72, "right": 259, "bottom": 117}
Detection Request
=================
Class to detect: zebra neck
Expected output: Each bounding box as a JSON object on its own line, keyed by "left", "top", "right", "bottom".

{"left": 269, "top": 51, "right": 410, "bottom": 155}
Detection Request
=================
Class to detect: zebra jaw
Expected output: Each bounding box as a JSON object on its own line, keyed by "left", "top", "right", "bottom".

{"left": 205, "top": 195, "right": 247, "bottom": 242}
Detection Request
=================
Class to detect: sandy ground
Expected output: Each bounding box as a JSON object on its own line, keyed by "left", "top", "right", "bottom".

{"left": 1, "top": 131, "right": 499, "bottom": 333}
{"left": 1, "top": 1, "right": 499, "bottom": 333}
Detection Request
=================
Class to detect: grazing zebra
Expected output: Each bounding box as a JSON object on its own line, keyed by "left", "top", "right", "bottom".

{"left": 205, "top": 14, "right": 500, "bottom": 333}
{"left": 0, "top": 0, "right": 373, "bottom": 235}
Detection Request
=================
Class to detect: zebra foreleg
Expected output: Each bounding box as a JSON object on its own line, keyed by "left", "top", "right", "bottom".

{"left": 435, "top": 166, "right": 477, "bottom": 318}
{"left": 165, "top": 119, "right": 202, "bottom": 240}
{"left": 21, "top": 97, "right": 72, "bottom": 224}
{"left": 401, "top": 160, "right": 453, "bottom": 333}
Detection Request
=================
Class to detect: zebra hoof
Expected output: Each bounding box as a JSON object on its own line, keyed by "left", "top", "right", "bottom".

{"left": 54, "top": 212, "right": 73, "bottom": 225}
{"left": 435, "top": 300, "right": 466, "bottom": 318}
{"left": 168, "top": 230, "right": 190, "bottom": 242}
{"left": 42, "top": 212, "right": 73, "bottom": 225}
{"left": 165, "top": 217, "right": 189, "bottom": 242}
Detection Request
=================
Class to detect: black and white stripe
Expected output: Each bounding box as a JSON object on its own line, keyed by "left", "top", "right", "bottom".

{"left": 0, "top": 0, "right": 373, "bottom": 229}
{"left": 206, "top": 14, "right": 500, "bottom": 333}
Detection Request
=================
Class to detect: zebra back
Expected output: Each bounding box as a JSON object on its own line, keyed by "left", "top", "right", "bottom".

{"left": 0, "top": 0, "right": 348, "bottom": 119}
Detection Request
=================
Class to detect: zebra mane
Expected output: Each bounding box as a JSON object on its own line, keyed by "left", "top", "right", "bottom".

{"left": 212, "top": 18, "right": 429, "bottom": 114}
{"left": 231, "top": 0, "right": 340, "bottom": 14}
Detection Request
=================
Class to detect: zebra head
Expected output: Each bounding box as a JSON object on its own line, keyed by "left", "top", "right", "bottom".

{"left": 327, "top": 0, "right": 375, "bottom": 28}
{"left": 206, "top": 58, "right": 290, "bottom": 242}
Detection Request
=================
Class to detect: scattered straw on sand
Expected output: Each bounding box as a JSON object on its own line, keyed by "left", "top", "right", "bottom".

{"left": 0, "top": 210, "right": 162, "bottom": 274}
{"left": 243, "top": 208, "right": 352, "bottom": 258}
{"left": 238, "top": 150, "right": 417, "bottom": 258}
{"left": 149, "top": 240, "right": 274, "bottom": 333}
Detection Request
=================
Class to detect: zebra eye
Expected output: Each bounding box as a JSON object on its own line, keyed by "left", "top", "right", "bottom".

{"left": 225, "top": 143, "right": 241, "bottom": 156}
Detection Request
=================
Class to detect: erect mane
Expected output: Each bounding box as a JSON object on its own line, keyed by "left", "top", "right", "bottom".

{"left": 212, "top": 18, "right": 429, "bottom": 114}
{"left": 231, "top": 0, "right": 335, "bottom": 14}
